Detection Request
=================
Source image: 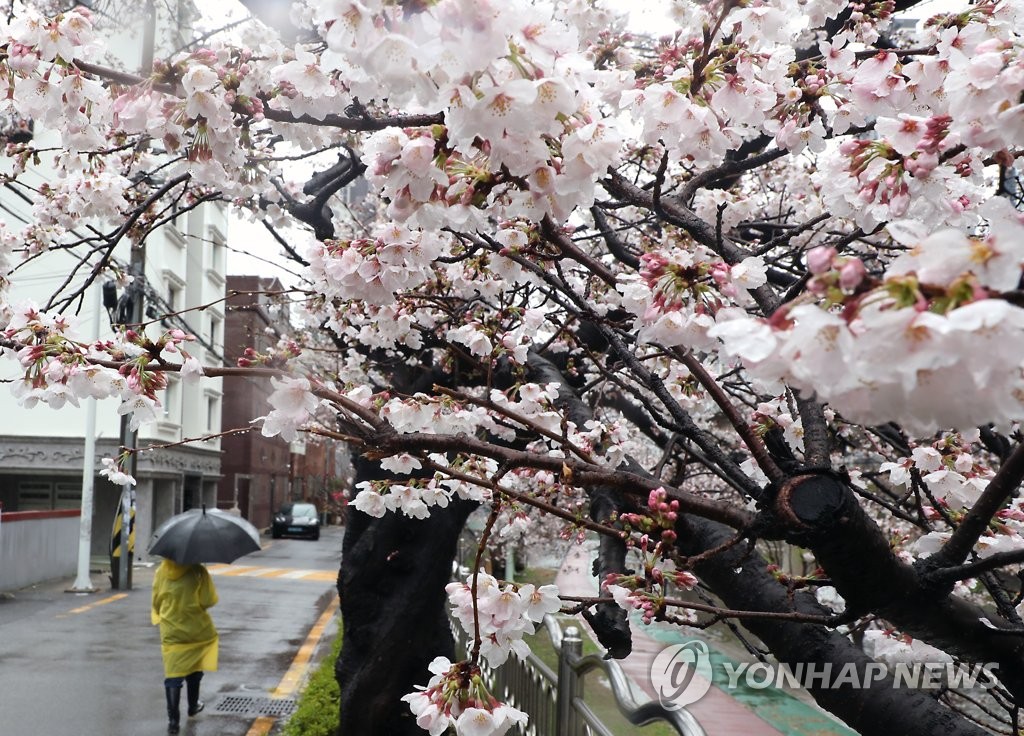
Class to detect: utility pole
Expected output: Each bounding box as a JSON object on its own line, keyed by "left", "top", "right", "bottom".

{"left": 114, "top": 249, "right": 145, "bottom": 592}
{"left": 68, "top": 283, "right": 102, "bottom": 594}
{"left": 113, "top": 0, "right": 156, "bottom": 591}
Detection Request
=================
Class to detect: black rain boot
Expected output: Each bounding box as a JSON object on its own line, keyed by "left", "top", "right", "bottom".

{"left": 165, "top": 685, "right": 181, "bottom": 734}
{"left": 186, "top": 671, "right": 205, "bottom": 717}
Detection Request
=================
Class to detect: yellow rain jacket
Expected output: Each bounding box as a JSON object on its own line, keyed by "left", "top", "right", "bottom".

{"left": 151, "top": 559, "right": 219, "bottom": 678}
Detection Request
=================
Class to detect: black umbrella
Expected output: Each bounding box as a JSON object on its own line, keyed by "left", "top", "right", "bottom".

{"left": 148, "top": 505, "right": 261, "bottom": 565}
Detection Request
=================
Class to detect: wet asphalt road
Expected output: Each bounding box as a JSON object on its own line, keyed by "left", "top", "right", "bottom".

{"left": 0, "top": 526, "right": 343, "bottom": 736}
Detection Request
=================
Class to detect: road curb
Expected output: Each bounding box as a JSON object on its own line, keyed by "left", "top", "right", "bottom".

{"left": 313, "top": 581, "right": 338, "bottom": 615}
{"left": 247, "top": 596, "right": 340, "bottom": 736}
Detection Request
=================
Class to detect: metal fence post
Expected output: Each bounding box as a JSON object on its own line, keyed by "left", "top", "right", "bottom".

{"left": 557, "top": 626, "right": 583, "bottom": 736}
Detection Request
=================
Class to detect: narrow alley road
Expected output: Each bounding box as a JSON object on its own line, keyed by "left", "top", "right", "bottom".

{"left": 0, "top": 525, "right": 343, "bottom": 736}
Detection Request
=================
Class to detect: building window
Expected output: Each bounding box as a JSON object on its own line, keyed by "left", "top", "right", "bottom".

{"left": 162, "top": 271, "right": 186, "bottom": 327}
{"left": 206, "top": 394, "right": 220, "bottom": 433}
{"left": 208, "top": 315, "right": 221, "bottom": 349}
{"left": 204, "top": 225, "right": 227, "bottom": 286}
{"left": 54, "top": 483, "right": 82, "bottom": 510}
{"left": 167, "top": 282, "right": 179, "bottom": 312}
{"left": 163, "top": 379, "right": 180, "bottom": 424}
{"left": 209, "top": 231, "right": 225, "bottom": 272}
{"left": 18, "top": 482, "right": 52, "bottom": 510}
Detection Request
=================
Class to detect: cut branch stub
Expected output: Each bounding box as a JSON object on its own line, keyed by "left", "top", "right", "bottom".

{"left": 773, "top": 473, "right": 849, "bottom": 533}
{"left": 585, "top": 489, "right": 633, "bottom": 660}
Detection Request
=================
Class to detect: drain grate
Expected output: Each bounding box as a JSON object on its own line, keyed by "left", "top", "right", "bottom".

{"left": 213, "top": 694, "right": 298, "bottom": 717}
{"left": 262, "top": 699, "right": 299, "bottom": 716}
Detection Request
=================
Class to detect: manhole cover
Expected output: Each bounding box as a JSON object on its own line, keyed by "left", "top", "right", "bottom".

{"left": 213, "top": 694, "right": 297, "bottom": 717}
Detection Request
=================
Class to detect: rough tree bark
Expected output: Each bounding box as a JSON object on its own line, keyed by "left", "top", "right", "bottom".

{"left": 769, "top": 473, "right": 1024, "bottom": 702}
{"left": 335, "top": 454, "right": 474, "bottom": 736}
{"left": 681, "top": 515, "right": 991, "bottom": 736}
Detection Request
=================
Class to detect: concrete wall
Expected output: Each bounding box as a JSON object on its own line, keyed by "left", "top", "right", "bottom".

{"left": 0, "top": 509, "right": 80, "bottom": 592}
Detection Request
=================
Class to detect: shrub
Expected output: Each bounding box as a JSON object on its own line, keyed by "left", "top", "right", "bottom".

{"left": 283, "top": 619, "right": 343, "bottom": 736}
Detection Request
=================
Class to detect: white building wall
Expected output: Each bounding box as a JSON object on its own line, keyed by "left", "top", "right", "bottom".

{"left": 0, "top": 208, "right": 227, "bottom": 448}
{"left": 0, "top": 0, "right": 225, "bottom": 565}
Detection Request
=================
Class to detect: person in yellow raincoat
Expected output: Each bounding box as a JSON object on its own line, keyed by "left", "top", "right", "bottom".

{"left": 151, "top": 558, "right": 219, "bottom": 734}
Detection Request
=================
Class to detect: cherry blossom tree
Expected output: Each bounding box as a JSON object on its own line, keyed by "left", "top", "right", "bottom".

{"left": 2, "top": 0, "right": 1024, "bottom": 734}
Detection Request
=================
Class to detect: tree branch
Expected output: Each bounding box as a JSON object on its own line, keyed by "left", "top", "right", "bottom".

{"left": 931, "top": 442, "right": 1024, "bottom": 568}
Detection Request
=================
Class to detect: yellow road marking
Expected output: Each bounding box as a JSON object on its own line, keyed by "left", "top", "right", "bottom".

{"left": 57, "top": 592, "right": 128, "bottom": 618}
{"left": 214, "top": 565, "right": 262, "bottom": 577}
{"left": 245, "top": 716, "right": 276, "bottom": 736}
{"left": 206, "top": 564, "right": 336, "bottom": 583}
{"left": 274, "top": 597, "right": 339, "bottom": 697}
{"left": 301, "top": 571, "right": 336, "bottom": 582}
{"left": 278, "top": 569, "right": 335, "bottom": 582}
{"left": 246, "top": 595, "right": 340, "bottom": 735}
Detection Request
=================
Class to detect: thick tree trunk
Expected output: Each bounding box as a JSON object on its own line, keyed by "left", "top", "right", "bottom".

{"left": 335, "top": 455, "right": 473, "bottom": 736}
{"left": 772, "top": 473, "right": 1024, "bottom": 701}
{"left": 681, "top": 516, "right": 992, "bottom": 736}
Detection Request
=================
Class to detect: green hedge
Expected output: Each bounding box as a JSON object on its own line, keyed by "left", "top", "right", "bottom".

{"left": 283, "top": 619, "right": 343, "bottom": 736}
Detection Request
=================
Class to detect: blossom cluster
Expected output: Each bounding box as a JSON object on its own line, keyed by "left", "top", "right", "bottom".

{"left": 605, "top": 565, "right": 700, "bottom": 626}
{"left": 1, "top": 303, "right": 211, "bottom": 487}
{"left": 402, "top": 657, "right": 527, "bottom": 736}
{"left": 711, "top": 200, "right": 1024, "bottom": 434}
{"left": 306, "top": 0, "right": 632, "bottom": 227}
{"left": 2, "top": 303, "right": 204, "bottom": 429}
{"left": 351, "top": 451, "right": 501, "bottom": 519}
{"left": 618, "top": 487, "right": 682, "bottom": 543}
{"left": 99, "top": 455, "right": 136, "bottom": 487}
{"left": 306, "top": 224, "right": 448, "bottom": 306}
{"left": 616, "top": 246, "right": 767, "bottom": 350}
{"left": 259, "top": 376, "right": 320, "bottom": 442}
{"left": 876, "top": 433, "right": 1024, "bottom": 561}
{"left": 446, "top": 571, "right": 561, "bottom": 667}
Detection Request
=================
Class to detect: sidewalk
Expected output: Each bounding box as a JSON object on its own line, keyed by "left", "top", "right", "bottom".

{"left": 554, "top": 541, "right": 856, "bottom": 736}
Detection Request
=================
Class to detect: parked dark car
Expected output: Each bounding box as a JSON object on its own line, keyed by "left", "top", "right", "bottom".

{"left": 271, "top": 502, "right": 320, "bottom": 540}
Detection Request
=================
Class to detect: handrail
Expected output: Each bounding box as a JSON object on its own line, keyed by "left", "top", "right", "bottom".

{"left": 545, "top": 612, "right": 566, "bottom": 646}
{"left": 576, "top": 651, "right": 705, "bottom": 732}
{"left": 448, "top": 561, "right": 705, "bottom": 736}
{"left": 551, "top": 619, "right": 706, "bottom": 736}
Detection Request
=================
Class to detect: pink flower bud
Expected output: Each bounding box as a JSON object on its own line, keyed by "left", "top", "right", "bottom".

{"left": 838, "top": 258, "right": 866, "bottom": 290}
{"left": 806, "top": 246, "right": 837, "bottom": 275}
{"left": 807, "top": 276, "right": 829, "bottom": 297}
{"left": 838, "top": 139, "right": 864, "bottom": 155}
{"left": 709, "top": 262, "right": 731, "bottom": 286}
{"left": 906, "top": 152, "right": 938, "bottom": 177}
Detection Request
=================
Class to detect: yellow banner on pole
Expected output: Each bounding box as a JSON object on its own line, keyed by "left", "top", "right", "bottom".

{"left": 110, "top": 504, "right": 135, "bottom": 558}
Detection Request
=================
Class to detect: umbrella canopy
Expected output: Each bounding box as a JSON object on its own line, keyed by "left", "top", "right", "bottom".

{"left": 149, "top": 505, "right": 261, "bottom": 565}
